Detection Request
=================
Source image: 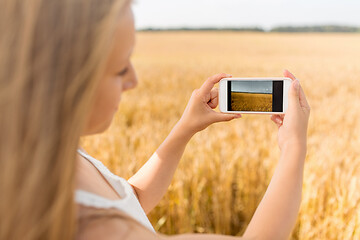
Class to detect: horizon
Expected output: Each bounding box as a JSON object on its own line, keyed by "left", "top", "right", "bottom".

{"left": 136, "top": 25, "right": 360, "bottom": 32}
{"left": 133, "top": 0, "right": 360, "bottom": 31}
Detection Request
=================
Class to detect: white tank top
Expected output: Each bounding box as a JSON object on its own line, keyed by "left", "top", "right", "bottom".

{"left": 75, "top": 148, "right": 155, "bottom": 233}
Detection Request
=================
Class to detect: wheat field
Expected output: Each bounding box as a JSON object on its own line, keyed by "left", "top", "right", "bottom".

{"left": 80, "top": 32, "right": 360, "bottom": 239}
{"left": 231, "top": 92, "right": 272, "bottom": 112}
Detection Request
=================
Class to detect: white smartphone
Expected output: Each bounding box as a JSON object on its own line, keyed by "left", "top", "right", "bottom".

{"left": 219, "top": 77, "right": 292, "bottom": 114}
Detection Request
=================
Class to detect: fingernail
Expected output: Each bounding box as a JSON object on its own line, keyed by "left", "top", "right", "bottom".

{"left": 235, "top": 114, "right": 242, "bottom": 118}
{"left": 225, "top": 74, "right": 232, "bottom": 77}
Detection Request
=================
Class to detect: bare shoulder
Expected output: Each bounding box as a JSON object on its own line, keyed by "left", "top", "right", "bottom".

{"left": 77, "top": 216, "right": 130, "bottom": 240}
{"left": 75, "top": 206, "right": 245, "bottom": 240}
{"left": 76, "top": 205, "right": 160, "bottom": 240}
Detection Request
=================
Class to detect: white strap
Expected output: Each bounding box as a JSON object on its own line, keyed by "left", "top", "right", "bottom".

{"left": 75, "top": 189, "right": 129, "bottom": 209}
{"left": 75, "top": 189, "right": 156, "bottom": 233}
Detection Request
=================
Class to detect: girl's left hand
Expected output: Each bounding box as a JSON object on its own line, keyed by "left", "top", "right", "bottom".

{"left": 178, "top": 73, "right": 242, "bottom": 135}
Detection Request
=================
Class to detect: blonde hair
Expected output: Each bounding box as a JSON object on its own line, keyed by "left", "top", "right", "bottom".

{"left": 0, "top": 0, "right": 131, "bottom": 239}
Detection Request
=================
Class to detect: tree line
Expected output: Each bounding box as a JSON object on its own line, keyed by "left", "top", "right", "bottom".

{"left": 138, "top": 25, "right": 360, "bottom": 33}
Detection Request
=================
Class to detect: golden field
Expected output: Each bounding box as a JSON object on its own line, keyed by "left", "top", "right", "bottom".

{"left": 231, "top": 92, "right": 272, "bottom": 112}
{"left": 80, "top": 32, "right": 360, "bottom": 239}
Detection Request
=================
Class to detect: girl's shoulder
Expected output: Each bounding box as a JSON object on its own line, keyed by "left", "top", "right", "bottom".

{"left": 76, "top": 206, "right": 159, "bottom": 240}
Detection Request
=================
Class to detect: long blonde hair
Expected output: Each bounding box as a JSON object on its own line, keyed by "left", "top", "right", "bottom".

{"left": 0, "top": 0, "right": 130, "bottom": 239}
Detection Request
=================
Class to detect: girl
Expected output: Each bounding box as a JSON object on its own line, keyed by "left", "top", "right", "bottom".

{"left": 0, "top": 0, "right": 310, "bottom": 239}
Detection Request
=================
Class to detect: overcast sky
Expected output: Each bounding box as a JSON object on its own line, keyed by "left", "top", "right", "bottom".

{"left": 232, "top": 81, "right": 272, "bottom": 94}
{"left": 132, "top": 0, "right": 360, "bottom": 30}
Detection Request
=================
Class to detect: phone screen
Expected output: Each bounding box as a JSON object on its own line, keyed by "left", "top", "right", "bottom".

{"left": 227, "top": 81, "right": 284, "bottom": 112}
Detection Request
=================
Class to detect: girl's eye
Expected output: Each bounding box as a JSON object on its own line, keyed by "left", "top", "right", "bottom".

{"left": 117, "top": 67, "right": 129, "bottom": 76}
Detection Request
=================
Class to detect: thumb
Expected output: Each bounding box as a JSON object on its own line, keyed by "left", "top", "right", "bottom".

{"left": 289, "top": 79, "right": 300, "bottom": 109}
{"left": 213, "top": 112, "right": 241, "bottom": 123}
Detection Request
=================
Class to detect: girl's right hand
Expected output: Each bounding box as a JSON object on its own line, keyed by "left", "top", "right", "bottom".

{"left": 271, "top": 70, "right": 311, "bottom": 153}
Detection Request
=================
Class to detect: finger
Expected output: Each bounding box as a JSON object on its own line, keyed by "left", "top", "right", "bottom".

{"left": 283, "top": 69, "right": 296, "bottom": 81}
{"left": 199, "top": 73, "right": 232, "bottom": 95}
{"left": 274, "top": 115, "right": 284, "bottom": 123}
{"left": 284, "top": 69, "right": 300, "bottom": 106}
{"left": 271, "top": 115, "right": 283, "bottom": 125}
{"left": 284, "top": 70, "right": 310, "bottom": 111}
{"left": 213, "top": 112, "right": 241, "bottom": 122}
{"left": 271, "top": 115, "right": 279, "bottom": 122}
{"left": 288, "top": 77, "right": 301, "bottom": 110}
{"left": 299, "top": 84, "right": 311, "bottom": 111}
{"left": 208, "top": 88, "right": 219, "bottom": 109}
{"left": 270, "top": 115, "right": 283, "bottom": 128}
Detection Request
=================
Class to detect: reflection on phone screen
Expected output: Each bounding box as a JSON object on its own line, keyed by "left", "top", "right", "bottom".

{"left": 227, "top": 81, "right": 283, "bottom": 112}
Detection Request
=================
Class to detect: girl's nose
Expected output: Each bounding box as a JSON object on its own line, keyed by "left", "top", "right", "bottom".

{"left": 123, "top": 77, "right": 138, "bottom": 91}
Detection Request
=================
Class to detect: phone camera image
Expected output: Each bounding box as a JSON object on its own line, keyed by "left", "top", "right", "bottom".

{"left": 227, "top": 81, "right": 283, "bottom": 112}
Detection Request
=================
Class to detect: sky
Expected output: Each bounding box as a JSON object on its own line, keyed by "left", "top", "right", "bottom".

{"left": 231, "top": 81, "right": 272, "bottom": 94}
{"left": 132, "top": 0, "right": 360, "bottom": 30}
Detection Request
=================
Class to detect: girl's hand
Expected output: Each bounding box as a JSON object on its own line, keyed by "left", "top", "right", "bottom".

{"left": 179, "top": 73, "right": 242, "bottom": 135}
{"left": 271, "top": 70, "right": 311, "bottom": 152}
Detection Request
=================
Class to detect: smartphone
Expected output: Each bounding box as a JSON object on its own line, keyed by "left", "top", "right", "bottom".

{"left": 219, "top": 78, "right": 292, "bottom": 114}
